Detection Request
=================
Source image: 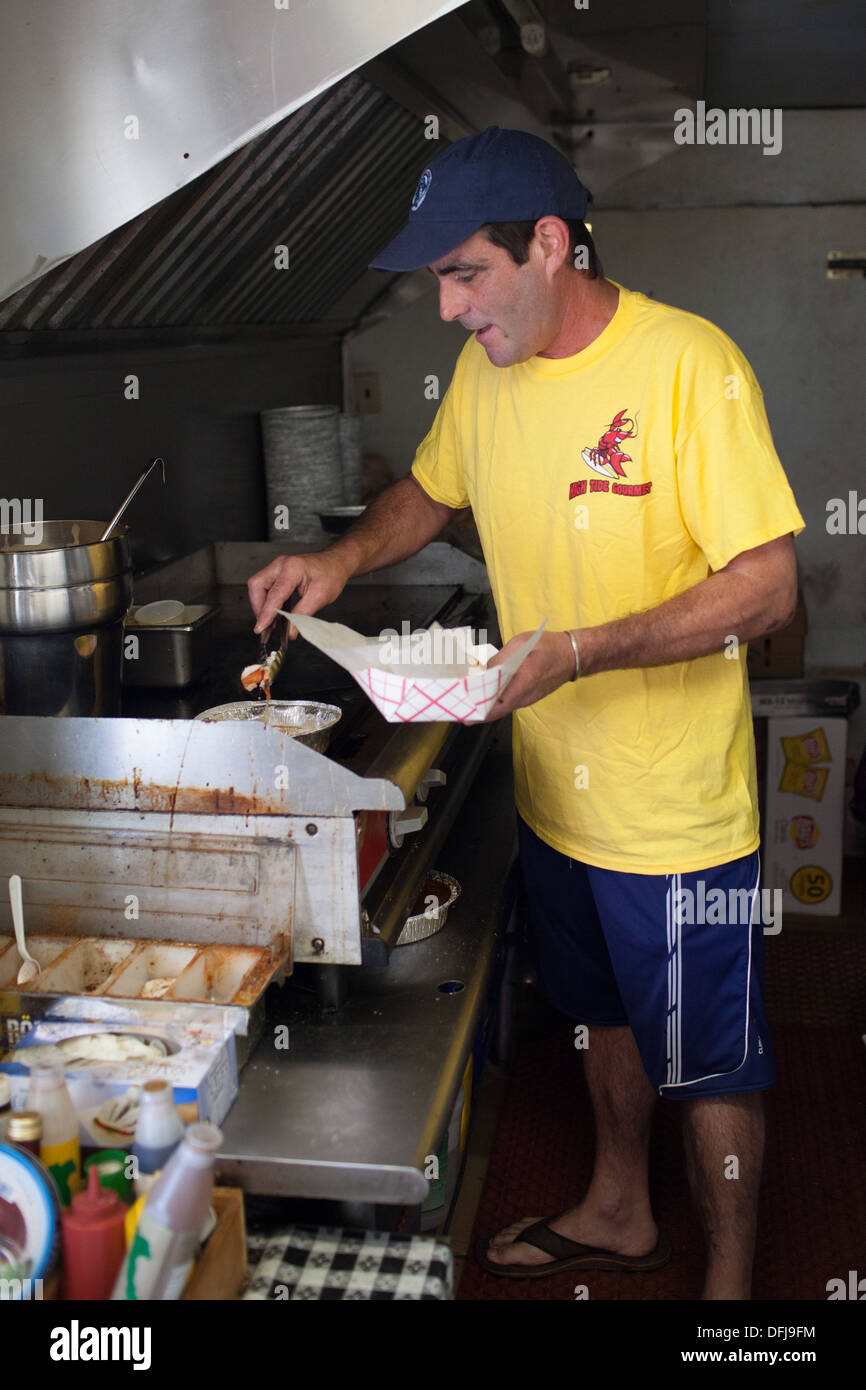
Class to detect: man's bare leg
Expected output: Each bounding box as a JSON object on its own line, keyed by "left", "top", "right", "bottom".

{"left": 683, "top": 1092, "right": 764, "bottom": 1300}
{"left": 486, "top": 1024, "right": 659, "bottom": 1267}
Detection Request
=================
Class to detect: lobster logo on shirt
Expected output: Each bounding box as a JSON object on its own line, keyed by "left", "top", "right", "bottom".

{"left": 568, "top": 407, "right": 652, "bottom": 501}
{"left": 582, "top": 408, "right": 637, "bottom": 479}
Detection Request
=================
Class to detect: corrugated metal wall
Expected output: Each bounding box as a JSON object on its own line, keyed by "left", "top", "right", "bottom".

{"left": 0, "top": 73, "right": 427, "bottom": 332}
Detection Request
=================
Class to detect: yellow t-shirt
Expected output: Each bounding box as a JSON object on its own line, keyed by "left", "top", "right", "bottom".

{"left": 411, "top": 282, "right": 806, "bottom": 874}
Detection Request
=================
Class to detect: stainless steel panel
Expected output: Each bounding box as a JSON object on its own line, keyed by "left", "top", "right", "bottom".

{"left": 0, "top": 808, "right": 297, "bottom": 953}
{"left": 0, "top": 717, "right": 405, "bottom": 815}
{"left": 0, "top": 805, "right": 363, "bottom": 966}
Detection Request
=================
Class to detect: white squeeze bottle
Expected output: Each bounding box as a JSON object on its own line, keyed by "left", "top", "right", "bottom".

{"left": 131, "top": 1078, "right": 185, "bottom": 1195}
{"left": 112, "top": 1122, "right": 222, "bottom": 1301}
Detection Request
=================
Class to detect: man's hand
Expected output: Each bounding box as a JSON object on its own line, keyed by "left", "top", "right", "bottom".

{"left": 247, "top": 477, "right": 459, "bottom": 636}
{"left": 482, "top": 630, "right": 577, "bottom": 720}
{"left": 248, "top": 549, "right": 352, "bottom": 636}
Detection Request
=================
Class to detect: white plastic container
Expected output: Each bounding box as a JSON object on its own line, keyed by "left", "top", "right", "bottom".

{"left": 131, "top": 1078, "right": 185, "bottom": 1196}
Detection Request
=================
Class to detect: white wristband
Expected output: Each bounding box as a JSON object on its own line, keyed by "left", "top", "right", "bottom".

{"left": 565, "top": 630, "right": 580, "bottom": 681}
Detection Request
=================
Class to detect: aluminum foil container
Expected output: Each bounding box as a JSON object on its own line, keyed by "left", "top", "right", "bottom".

{"left": 395, "top": 871, "right": 461, "bottom": 946}
{"left": 195, "top": 700, "right": 341, "bottom": 753}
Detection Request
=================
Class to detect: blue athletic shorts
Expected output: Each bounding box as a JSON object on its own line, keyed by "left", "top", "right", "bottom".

{"left": 517, "top": 816, "right": 775, "bottom": 1098}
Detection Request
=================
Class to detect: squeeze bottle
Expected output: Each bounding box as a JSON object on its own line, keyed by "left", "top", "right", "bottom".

{"left": 112, "top": 1122, "right": 222, "bottom": 1301}
{"left": 26, "top": 1062, "right": 81, "bottom": 1205}
{"left": 131, "top": 1079, "right": 184, "bottom": 1195}
{"left": 61, "top": 1163, "right": 127, "bottom": 1299}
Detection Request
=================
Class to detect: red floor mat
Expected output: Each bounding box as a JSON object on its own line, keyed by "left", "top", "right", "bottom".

{"left": 459, "top": 1021, "right": 866, "bottom": 1301}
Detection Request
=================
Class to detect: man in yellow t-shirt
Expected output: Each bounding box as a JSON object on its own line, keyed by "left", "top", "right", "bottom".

{"left": 249, "top": 127, "right": 805, "bottom": 1300}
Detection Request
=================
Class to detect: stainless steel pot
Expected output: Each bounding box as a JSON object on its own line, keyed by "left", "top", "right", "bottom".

{"left": 0, "top": 521, "right": 132, "bottom": 716}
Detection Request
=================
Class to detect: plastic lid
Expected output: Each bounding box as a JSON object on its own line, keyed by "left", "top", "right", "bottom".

{"left": 70, "top": 1162, "right": 124, "bottom": 1220}
{"left": 0, "top": 1075, "right": 10, "bottom": 1108}
{"left": 7, "top": 1110, "right": 42, "bottom": 1141}
{"left": 185, "top": 1122, "right": 223, "bottom": 1155}
{"left": 133, "top": 600, "right": 185, "bottom": 625}
{"left": 140, "top": 1078, "right": 173, "bottom": 1103}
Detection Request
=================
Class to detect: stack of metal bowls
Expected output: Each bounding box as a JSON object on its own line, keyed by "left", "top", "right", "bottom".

{"left": 0, "top": 521, "right": 132, "bottom": 716}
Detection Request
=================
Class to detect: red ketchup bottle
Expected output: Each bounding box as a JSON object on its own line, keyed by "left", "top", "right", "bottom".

{"left": 61, "top": 1163, "right": 127, "bottom": 1300}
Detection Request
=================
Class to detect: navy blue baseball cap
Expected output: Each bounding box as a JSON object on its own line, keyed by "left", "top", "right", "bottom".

{"left": 369, "top": 126, "right": 591, "bottom": 272}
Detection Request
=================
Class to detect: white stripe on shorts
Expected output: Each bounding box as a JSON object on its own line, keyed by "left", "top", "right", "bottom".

{"left": 665, "top": 873, "right": 682, "bottom": 1086}
{"left": 661, "top": 856, "right": 761, "bottom": 1094}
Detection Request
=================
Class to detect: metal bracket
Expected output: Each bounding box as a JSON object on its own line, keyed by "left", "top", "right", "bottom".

{"left": 416, "top": 768, "right": 447, "bottom": 802}
{"left": 388, "top": 804, "right": 428, "bottom": 849}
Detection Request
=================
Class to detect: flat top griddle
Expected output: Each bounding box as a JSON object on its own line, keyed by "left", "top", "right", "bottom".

{"left": 121, "top": 583, "right": 466, "bottom": 771}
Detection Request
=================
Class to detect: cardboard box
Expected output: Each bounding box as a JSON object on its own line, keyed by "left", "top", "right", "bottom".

{"left": 183, "top": 1187, "right": 247, "bottom": 1300}
{"left": 747, "top": 591, "right": 807, "bottom": 680}
{"left": 762, "top": 715, "right": 847, "bottom": 916}
{"left": 0, "top": 1019, "right": 238, "bottom": 1144}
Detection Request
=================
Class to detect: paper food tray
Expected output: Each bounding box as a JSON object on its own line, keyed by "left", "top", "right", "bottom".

{"left": 281, "top": 612, "right": 547, "bottom": 723}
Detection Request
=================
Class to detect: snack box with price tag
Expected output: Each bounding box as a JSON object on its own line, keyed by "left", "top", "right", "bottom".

{"left": 762, "top": 716, "right": 847, "bottom": 917}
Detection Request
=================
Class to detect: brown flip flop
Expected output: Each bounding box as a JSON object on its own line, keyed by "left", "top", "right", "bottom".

{"left": 476, "top": 1219, "right": 672, "bottom": 1280}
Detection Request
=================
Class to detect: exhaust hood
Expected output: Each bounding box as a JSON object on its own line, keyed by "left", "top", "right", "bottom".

{"left": 0, "top": 0, "right": 469, "bottom": 304}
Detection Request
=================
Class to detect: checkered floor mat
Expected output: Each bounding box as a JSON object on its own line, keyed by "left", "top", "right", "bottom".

{"left": 243, "top": 1225, "right": 453, "bottom": 1300}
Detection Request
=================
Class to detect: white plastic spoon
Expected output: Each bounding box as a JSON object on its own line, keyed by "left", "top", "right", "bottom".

{"left": 9, "top": 874, "right": 39, "bottom": 986}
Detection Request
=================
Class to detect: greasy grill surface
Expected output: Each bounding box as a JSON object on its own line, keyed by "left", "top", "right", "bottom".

{"left": 121, "top": 582, "right": 475, "bottom": 775}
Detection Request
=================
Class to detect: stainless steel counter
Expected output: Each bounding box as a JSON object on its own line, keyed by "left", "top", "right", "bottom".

{"left": 216, "top": 722, "right": 517, "bottom": 1204}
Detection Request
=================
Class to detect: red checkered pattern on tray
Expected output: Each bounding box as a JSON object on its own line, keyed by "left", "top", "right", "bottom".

{"left": 359, "top": 665, "right": 504, "bottom": 722}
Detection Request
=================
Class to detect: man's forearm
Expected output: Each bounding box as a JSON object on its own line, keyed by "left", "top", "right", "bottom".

{"left": 324, "top": 476, "right": 454, "bottom": 579}
{"left": 574, "top": 561, "right": 796, "bottom": 678}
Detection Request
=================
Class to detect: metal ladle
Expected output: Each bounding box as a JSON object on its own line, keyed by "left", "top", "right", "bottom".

{"left": 101, "top": 457, "right": 166, "bottom": 541}
{"left": 9, "top": 873, "right": 40, "bottom": 986}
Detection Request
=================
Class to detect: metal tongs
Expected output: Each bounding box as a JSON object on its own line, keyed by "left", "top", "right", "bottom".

{"left": 244, "top": 609, "right": 293, "bottom": 698}
{"left": 259, "top": 616, "right": 289, "bottom": 693}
